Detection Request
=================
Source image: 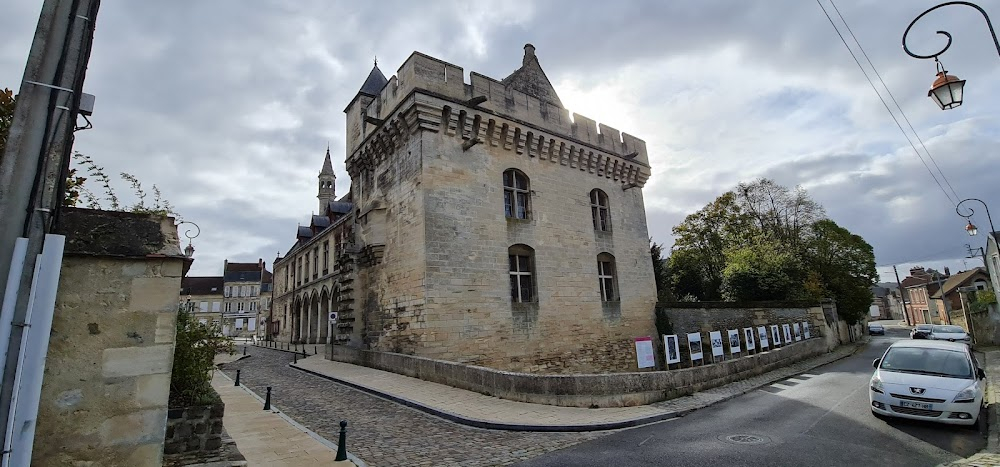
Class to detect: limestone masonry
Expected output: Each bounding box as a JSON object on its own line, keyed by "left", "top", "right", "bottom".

{"left": 272, "top": 44, "right": 657, "bottom": 373}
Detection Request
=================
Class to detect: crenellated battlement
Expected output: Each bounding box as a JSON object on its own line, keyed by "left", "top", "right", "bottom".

{"left": 350, "top": 49, "right": 649, "bottom": 169}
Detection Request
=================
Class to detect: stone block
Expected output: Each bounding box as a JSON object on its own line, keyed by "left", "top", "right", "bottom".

{"left": 186, "top": 437, "right": 201, "bottom": 450}
{"left": 164, "top": 441, "right": 185, "bottom": 455}
{"left": 129, "top": 277, "right": 181, "bottom": 312}
{"left": 100, "top": 408, "right": 167, "bottom": 446}
{"left": 135, "top": 373, "right": 171, "bottom": 408}
{"left": 102, "top": 345, "right": 173, "bottom": 378}
{"left": 154, "top": 312, "right": 176, "bottom": 343}
{"left": 211, "top": 421, "right": 223, "bottom": 434}
{"left": 193, "top": 422, "right": 207, "bottom": 434}
{"left": 204, "top": 436, "right": 222, "bottom": 450}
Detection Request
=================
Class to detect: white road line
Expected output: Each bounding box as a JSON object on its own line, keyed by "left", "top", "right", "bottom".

{"left": 770, "top": 383, "right": 794, "bottom": 390}
{"left": 639, "top": 435, "right": 654, "bottom": 446}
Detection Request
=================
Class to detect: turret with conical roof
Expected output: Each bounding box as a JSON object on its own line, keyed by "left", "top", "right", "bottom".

{"left": 318, "top": 145, "right": 336, "bottom": 213}
{"left": 344, "top": 60, "right": 389, "bottom": 156}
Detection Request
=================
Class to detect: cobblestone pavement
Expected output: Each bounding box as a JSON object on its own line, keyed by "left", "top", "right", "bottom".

{"left": 220, "top": 347, "right": 607, "bottom": 467}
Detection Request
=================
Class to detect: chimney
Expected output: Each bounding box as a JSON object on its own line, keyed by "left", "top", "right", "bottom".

{"left": 258, "top": 258, "right": 263, "bottom": 268}
{"left": 944, "top": 266, "right": 951, "bottom": 276}
{"left": 523, "top": 43, "right": 536, "bottom": 66}
{"left": 223, "top": 259, "right": 228, "bottom": 273}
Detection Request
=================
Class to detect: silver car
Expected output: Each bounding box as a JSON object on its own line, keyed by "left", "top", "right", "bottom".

{"left": 870, "top": 340, "right": 985, "bottom": 425}
{"left": 930, "top": 325, "right": 971, "bottom": 343}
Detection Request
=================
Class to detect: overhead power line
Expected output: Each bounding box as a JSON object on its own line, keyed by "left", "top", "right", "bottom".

{"left": 815, "top": 0, "right": 961, "bottom": 207}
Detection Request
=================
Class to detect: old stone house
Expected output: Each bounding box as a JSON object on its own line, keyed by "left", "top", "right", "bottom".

{"left": 272, "top": 45, "right": 656, "bottom": 373}
{"left": 179, "top": 276, "right": 224, "bottom": 326}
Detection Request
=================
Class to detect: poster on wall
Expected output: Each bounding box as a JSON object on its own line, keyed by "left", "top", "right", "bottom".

{"left": 782, "top": 324, "right": 793, "bottom": 344}
{"left": 727, "top": 329, "right": 741, "bottom": 355}
{"left": 793, "top": 323, "right": 802, "bottom": 341}
{"left": 771, "top": 325, "right": 782, "bottom": 346}
{"left": 635, "top": 336, "right": 656, "bottom": 369}
{"left": 710, "top": 331, "right": 724, "bottom": 360}
{"left": 758, "top": 326, "right": 769, "bottom": 349}
{"left": 803, "top": 322, "right": 811, "bottom": 339}
{"left": 687, "top": 333, "right": 704, "bottom": 362}
{"left": 744, "top": 327, "right": 756, "bottom": 351}
{"left": 664, "top": 335, "right": 681, "bottom": 365}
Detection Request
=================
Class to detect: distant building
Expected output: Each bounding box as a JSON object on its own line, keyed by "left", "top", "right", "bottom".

{"left": 929, "top": 267, "right": 991, "bottom": 330}
{"left": 901, "top": 266, "right": 947, "bottom": 325}
{"left": 180, "top": 276, "right": 224, "bottom": 326}
{"left": 222, "top": 259, "right": 272, "bottom": 338}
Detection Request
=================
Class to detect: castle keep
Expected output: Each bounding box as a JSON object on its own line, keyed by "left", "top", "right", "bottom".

{"left": 272, "top": 45, "right": 656, "bottom": 373}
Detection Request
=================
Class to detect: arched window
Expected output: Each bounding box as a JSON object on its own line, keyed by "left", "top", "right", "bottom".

{"left": 597, "top": 253, "right": 618, "bottom": 302}
{"left": 590, "top": 189, "right": 610, "bottom": 231}
{"left": 508, "top": 244, "right": 536, "bottom": 303}
{"left": 503, "top": 169, "right": 530, "bottom": 219}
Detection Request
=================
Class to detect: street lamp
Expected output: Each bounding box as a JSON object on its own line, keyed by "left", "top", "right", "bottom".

{"left": 176, "top": 220, "right": 201, "bottom": 257}
{"left": 956, "top": 198, "right": 995, "bottom": 237}
{"left": 902, "top": 1, "right": 1000, "bottom": 110}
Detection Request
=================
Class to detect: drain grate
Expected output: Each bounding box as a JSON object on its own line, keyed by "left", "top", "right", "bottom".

{"left": 718, "top": 434, "right": 770, "bottom": 445}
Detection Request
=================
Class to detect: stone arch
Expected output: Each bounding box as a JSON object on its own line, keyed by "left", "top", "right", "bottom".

{"left": 320, "top": 288, "right": 330, "bottom": 344}
{"left": 291, "top": 295, "right": 302, "bottom": 343}
{"left": 308, "top": 290, "right": 320, "bottom": 343}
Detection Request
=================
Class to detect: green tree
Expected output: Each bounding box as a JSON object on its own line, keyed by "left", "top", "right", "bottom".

{"left": 0, "top": 88, "right": 14, "bottom": 162}
{"left": 721, "top": 240, "right": 802, "bottom": 301}
{"left": 650, "top": 239, "right": 673, "bottom": 303}
{"left": 170, "top": 308, "right": 233, "bottom": 407}
{"left": 803, "top": 219, "right": 878, "bottom": 324}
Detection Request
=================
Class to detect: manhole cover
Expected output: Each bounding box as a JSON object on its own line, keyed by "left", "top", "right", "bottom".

{"left": 717, "top": 434, "right": 770, "bottom": 445}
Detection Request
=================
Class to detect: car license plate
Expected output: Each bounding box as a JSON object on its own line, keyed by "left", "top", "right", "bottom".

{"left": 899, "top": 400, "right": 933, "bottom": 410}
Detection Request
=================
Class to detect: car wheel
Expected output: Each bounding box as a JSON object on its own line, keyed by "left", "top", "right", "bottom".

{"left": 871, "top": 409, "right": 886, "bottom": 420}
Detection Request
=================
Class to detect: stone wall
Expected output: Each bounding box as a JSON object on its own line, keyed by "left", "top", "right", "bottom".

{"left": 32, "top": 208, "right": 187, "bottom": 467}
{"left": 327, "top": 337, "right": 828, "bottom": 407}
{"left": 164, "top": 402, "right": 225, "bottom": 455}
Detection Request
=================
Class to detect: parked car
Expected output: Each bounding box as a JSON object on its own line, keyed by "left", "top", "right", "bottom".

{"left": 868, "top": 323, "right": 885, "bottom": 336}
{"left": 870, "top": 340, "right": 985, "bottom": 426}
{"left": 911, "top": 324, "right": 933, "bottom": 339}
{"left": 930, "top": 325, "right": 972, "bottom": 343}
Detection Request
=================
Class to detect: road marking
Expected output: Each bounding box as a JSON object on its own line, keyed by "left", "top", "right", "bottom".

{"left": 639, "top": 435, "right": 654, "bottom": 446}
{"left": 786, "top": 377, "right": 809, "bottom": 384}
{"left": 770, "top": 383, "right": 794, "bottom": 390}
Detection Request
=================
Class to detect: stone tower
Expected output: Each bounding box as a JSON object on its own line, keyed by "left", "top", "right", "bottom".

{"left": 317, "top": 145, "right": 336, "bottom": 213}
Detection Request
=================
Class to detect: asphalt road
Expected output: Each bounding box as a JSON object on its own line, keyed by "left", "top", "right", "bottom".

{"left": 516, "top": 325, "right": 986, "bottom": 467}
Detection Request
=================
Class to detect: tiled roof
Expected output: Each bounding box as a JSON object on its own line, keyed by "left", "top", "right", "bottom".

{"left": 180, "top": 276, "right": 223, "bottom": 296}
{"left": 930, "top": 267, "right": 988, "bottom": 298}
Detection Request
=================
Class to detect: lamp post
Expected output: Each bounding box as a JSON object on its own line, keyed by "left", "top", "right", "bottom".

{"left": 956, "top": 198, "right": 995, "bottom": 238}
{"left": 902, "top": 1, "right": 1000, "bottom": 110}
{"left": 177, "top": 220, "right": 201, "bottom": 257}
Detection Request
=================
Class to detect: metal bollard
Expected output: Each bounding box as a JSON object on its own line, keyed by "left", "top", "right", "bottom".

{"left": 235, "top": 369, "right": 241, "bottom": 386}
{"left": 243, "top": 346, "right": 246, "bottom": 356}
{"left": 335, "top": 420, "right": 348, "bottom": 461}
{"left": 264, "top": 387, "right": 271, "bottom": 410}
{"left": 314, "top": 345, "right": 317, "bottom": 355}
{"left": 293, "top": 352, "right": 298, "bottom": 364}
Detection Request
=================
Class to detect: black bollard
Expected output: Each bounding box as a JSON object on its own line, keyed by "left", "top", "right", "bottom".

{"left": 264, "top": 387, "right": 271, "bottom": 410}
{"left": 235, "top": 369, "right": 241, "bottom": 386}
{"left": 243, "top": 345, "right": 246, "bottom": 356}
{"left": 314, "top": 345, "right": 317, "bottom": 355}
{"left": 293, "top": 352, "right": 298, "bottom": 364}
{"left": 335, "top": 420, "right": 348, "bottom": 461}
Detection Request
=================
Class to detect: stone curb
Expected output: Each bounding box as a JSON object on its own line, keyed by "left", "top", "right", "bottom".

{"left": 286, "top": 341, "right": 866, "bottom": 433}
{"left": 248, "top": 342, "right": 320, "bottom": 357}
{"left": 215, "top": 370, "right": 367, "bottom": 467}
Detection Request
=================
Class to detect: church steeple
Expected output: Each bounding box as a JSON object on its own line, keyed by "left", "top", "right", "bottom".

{"left": 318, "top": 145, "right": 336, "bottom": 214}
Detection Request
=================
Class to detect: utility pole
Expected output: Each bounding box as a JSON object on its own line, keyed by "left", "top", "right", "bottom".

{"left": 0, "top": 0, "right": 100, "bottom": 461}
{"left": 894, "top": 265, "right": 912, "bottom": 326}
{"left": 933, "top": 271, "right": 953, "bottom": 325}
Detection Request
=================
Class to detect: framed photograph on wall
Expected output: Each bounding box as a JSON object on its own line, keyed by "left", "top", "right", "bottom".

{"left": 803, "top": 322, "right": 811, "bottom": 339}
{"left": 758, "top": 326, "right": 769, "bottom": 349}
{"left": 771, "top": 325, "right": 782, "bottom": 346}
{"left": 710, "top": 331, "right": 724, "bottom": 360}
{"left": 744, "top": 327, "right": 756, "bottom": 351}
{"left": 664, "top": 334, "right": 681, "bottom": 365}
{"left": 793, "top": 323, "right": 802, "bottom": 341}
{"left": 687, "top": 333, "right": 703, "bottom": 362}
{"left": 782, "top": 324, "right": 792, "bottom": 344}
{"left": 728, "top": 329, "right": 741, "bottom": 355}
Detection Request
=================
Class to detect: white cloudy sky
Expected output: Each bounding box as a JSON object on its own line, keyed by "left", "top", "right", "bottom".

{"left": 3, "top": 0, "right": 999, "bottom": 283}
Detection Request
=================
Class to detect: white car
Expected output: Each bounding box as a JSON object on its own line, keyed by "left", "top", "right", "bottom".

{"left": 929, "top": 325, "right": 972, "bottom": 343}
{"left": 870, "top": 340, "right": 985, "bottom": 426}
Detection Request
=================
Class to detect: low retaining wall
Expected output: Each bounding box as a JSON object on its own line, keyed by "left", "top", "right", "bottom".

{"left": 164, "top": 402, "right": 225, "bottom": 455}
{"left": 327, "top": 337, "right": 829, "bottom": 407}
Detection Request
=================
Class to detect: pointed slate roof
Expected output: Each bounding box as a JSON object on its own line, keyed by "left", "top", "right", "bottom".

{"left": 502, "top": 44, "right": 563, "bottom": 108}
{"left": 358, "top": 64, "right": 388, "bottom": 97}
{"left": 321, "top": 145, "right": 334, "bottom": 174}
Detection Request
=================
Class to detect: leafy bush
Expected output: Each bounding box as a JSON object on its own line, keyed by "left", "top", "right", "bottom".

{"left": 169, "top": 308, "right": 234, "bottom": 407}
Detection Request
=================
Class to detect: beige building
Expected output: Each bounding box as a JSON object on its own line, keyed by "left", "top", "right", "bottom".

{"left": 180, "top": 276, "right": 224, "bottom": 326}
{"left": 273, "top": 45, "right": 656, "bottom": 373}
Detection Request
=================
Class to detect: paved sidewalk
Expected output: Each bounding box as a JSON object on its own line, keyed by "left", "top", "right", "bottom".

{"left": 289, "top": 341, "right": 865, "bottom": 431}
{"left": 939, "top": 348, "right": 1000, "bottom": 467}
{"left": 212, "top": 371, "right": 359, "bottom": 467}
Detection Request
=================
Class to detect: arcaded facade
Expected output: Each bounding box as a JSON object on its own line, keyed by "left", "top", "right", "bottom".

{"left": 273, "top": 45, "right": 656, "bottom": 373}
